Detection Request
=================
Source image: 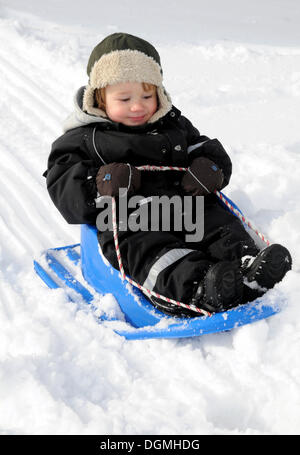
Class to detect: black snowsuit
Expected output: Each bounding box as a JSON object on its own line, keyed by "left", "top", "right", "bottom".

{"left": 46, "top": 94, "right": 258, "bottom": 313}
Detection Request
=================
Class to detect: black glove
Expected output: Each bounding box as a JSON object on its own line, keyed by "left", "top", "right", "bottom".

{"left": 96, "top": 163, "right": 141, "bottom": 197}
{"left": 181, "top": 157, "right": 224, "bottom": 196}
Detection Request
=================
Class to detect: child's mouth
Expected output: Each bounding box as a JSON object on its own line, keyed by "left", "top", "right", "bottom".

{"left": 129, "top": 115, "right": 145, "bottom": 122}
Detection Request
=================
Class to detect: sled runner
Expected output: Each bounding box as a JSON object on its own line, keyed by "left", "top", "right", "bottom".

{"left": 33, "top": 193, "right": 281, "bottom": 340}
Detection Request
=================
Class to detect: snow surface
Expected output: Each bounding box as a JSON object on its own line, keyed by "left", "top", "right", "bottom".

{"left": 1, "top": 0, "right": 300, "bottom": 435}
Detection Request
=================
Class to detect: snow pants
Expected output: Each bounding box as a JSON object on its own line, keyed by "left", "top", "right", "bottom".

{"left": 98, "top": 196, "right": 260, "bottom": 312}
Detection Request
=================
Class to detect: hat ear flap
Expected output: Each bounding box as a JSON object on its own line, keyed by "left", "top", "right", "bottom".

{"left": 83, "top": 85, "right": 108, "bottom": 117}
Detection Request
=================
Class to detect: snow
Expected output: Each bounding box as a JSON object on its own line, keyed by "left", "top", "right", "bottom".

{"left": 1, "top": 0, "right": 300, "bottom": 435}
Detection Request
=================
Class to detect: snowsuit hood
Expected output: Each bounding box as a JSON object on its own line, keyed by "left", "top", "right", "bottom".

{"left": 82, "top": 32, "right": 172, "bottom": 123}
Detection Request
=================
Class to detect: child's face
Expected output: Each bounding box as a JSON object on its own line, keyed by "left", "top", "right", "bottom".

{"left": 104, "top": 82, "right": 157, "bottom": 126}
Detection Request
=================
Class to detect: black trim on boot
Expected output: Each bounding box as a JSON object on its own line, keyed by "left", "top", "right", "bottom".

{"left": 243, "top": 244, "right": 292, "bottom": 289}
{"left": 149, "top": 296, "right": 201, "bottom": 318}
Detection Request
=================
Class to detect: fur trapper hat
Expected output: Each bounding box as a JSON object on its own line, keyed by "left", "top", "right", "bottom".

{"left": 83, "top": 33, "right": 172, "bottom": 123}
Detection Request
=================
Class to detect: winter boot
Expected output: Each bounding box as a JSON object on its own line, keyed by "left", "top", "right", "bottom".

{"left": 242, "top": 243, "right": 292, "bottom": 289}
{"left": 191, "top": 261, "right": 244, "bottom": 313}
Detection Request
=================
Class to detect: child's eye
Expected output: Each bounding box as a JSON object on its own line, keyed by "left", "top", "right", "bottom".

{"left": 143, "top": 95, "right": 153, "bottom": 99}
{"left": 120, "top": 98, "right": 130, "bottom": 102}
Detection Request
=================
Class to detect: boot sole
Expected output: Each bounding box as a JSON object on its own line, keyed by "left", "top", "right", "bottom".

{"left": 245, "top": 244, "right": 292, "bottom": 289}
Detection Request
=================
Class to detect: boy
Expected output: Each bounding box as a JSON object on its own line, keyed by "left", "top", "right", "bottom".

{"left": 45, "top": 33, "right": 292, "bottom": 316}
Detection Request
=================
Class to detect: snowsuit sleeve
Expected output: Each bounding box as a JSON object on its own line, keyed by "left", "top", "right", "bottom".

{"left": 182, "top": 116, "right": 232, "bottom": 189}
{"left": 46, "top": 128, "right": 99, "bottom": 224}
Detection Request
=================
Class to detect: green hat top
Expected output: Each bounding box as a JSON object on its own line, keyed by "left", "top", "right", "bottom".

{"left": 87, "top": 32, "right": 162, "bottom": 77}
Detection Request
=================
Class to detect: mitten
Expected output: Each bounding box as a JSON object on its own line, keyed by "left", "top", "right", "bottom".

{"left": 96, "top": 163, "right": 141, "bottom": 197}
{"left": 181, "top": 156, "right": 224, "bottom": 196}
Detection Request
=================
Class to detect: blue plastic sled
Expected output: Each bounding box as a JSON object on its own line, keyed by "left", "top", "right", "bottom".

{"left": 34, "top": 194, "right": 280, "bottom": 340}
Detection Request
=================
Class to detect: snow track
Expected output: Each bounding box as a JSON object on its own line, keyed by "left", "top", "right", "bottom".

{"left": 1, "top": 4, "right": 300, "bottom": 435}
{"left": 0, "top": 22, "right": 79, "bottom": 266}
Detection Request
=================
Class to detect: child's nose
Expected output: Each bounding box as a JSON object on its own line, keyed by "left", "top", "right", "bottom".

{"left": 131, "top": 101, "right": 144, "bottom": 111}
